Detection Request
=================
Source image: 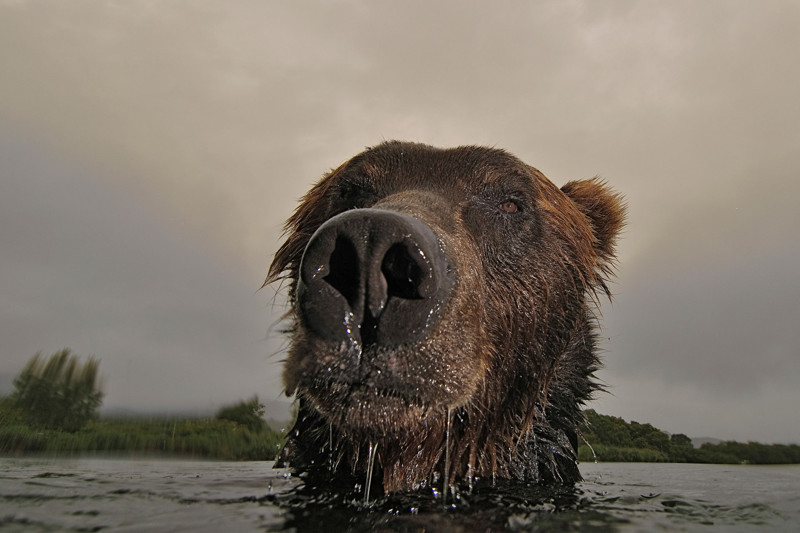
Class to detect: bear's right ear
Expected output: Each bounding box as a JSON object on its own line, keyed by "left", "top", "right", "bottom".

{"left": 560, "top": 178, "right": 626, "bottom": 267}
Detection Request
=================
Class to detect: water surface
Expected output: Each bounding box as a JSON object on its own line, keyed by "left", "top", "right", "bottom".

{"left": 1, "top": 458, "right": 798, "bottom": 531}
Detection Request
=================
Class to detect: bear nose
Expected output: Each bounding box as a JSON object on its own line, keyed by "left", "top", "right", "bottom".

{"left": 296, "top": 208, "right": 453, "bottom": 347}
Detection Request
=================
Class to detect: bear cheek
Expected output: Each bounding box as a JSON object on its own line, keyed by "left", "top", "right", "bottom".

{"left": 427, "top": 235, "right": 493, "bottom": 399}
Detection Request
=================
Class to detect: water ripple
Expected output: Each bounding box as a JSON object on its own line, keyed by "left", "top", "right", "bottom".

{"left": 0, "top": 458, "right": 797, "bottom": 532}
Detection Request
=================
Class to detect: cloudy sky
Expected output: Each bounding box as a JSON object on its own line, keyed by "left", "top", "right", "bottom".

{"left": 1, "top": 1, "right": 798, "bottom": 443}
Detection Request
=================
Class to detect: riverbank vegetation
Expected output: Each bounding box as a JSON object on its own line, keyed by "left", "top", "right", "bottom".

{"left": 579, "top": 409, "right": 800, "bottom": 464}
{"left": 0, "top": 350, "right": 284, "bottom": 460}
{"left": 0, "top": 395, "right": 285, "bottom": 460}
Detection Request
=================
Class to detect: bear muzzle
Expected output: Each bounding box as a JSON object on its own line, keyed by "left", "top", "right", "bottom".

{"left": 296, "top": 208, "right": 454, "bottom": 350}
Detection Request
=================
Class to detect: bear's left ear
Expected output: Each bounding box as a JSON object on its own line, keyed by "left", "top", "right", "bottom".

{"left": 561, "top": 178, "right": 626, "bottom": 265}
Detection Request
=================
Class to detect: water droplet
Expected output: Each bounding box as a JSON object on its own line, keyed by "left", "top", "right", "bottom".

{"left": 328, "top": 424, "right": 334, "bottom": 472}
{"left": 443, "top": 407, "right": 453, "bottom": 504}
{"left": 580, "top": 432, "right": 598, "bottom": 463}
{"left": 363, "top": 441, "right": 378, "bottom": 505}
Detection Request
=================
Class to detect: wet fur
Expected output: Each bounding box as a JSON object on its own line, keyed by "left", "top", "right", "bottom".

{"left": 266, "top": 141, "right": 625, "bottom": 492}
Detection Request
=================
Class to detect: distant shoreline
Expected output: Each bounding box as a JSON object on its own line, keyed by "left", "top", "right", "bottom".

{"left": 579, "top": 410, "right": 800, "bottom": 465}
{"left": 2, "top": 408, "right": 798, "bottom": 465}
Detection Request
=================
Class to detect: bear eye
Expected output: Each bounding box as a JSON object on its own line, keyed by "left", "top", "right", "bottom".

{"left": 498, "top": 200, "right": 519, "bottom": 214}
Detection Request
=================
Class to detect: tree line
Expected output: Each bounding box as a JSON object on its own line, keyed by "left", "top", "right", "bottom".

{"left": 579, "top": 409, "right": 800, "bottom": 464}
{"left": 0, "top": 349, "right": 284, "bottom": 459}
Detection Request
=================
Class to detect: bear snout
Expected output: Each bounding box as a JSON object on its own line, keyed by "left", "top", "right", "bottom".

{"left": 296, "top": 208, "right": 455, "bottom": 349}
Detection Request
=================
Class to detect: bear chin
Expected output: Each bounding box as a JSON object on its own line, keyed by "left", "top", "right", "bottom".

{"left": 292, "top": 340, "right": 480, "bottom": 437}
{"left": 306, "top": 383, "right": 431, "bottom": 436}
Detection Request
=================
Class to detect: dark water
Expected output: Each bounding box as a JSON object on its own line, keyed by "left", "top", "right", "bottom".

{"left": 1, "top": 458, "right": 798, "bottom": 531}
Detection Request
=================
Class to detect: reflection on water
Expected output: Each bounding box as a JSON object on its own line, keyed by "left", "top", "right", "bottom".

{"left": 0, "top": 458, "right": 798, "bottom": 531}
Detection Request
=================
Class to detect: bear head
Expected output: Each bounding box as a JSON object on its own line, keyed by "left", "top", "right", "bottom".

{"left": 266, "top": 141, "right": 625, "bottom": 493}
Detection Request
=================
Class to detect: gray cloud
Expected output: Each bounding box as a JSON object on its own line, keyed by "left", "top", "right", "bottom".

{"left": 1, "top": 0, "right": 798, "bottom": 441}
{"left": 0, "top": 133, "right": 285, "bottom": 413}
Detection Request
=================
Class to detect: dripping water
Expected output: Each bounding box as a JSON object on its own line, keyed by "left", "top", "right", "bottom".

{"left": 363, "top": 441, "right": 378, "bottom": 505}
{"left": 442, "top": 407, "right": 452, "bottom": 505}
{"left": 580, "top": 432, "right": 598, "bottom": 463}
{"left": 328, "top": 424, "right": 334, "bottom": 471}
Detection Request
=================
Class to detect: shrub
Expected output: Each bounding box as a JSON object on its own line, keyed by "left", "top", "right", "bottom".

{"left": 215, "top": 395, "right": 268, "bottom": 433}
{"left": 10, "top": 349, "right": 103, "bottom": 432}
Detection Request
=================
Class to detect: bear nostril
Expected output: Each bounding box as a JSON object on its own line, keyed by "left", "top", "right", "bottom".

{"left": 381, "top": 243, "right": 425, "bottom": 301}
{"left": 323, "top": 236, "right": 360, "bottom": 307}
{"left": 297, "top": 208, "right": 453, "bottom": 348}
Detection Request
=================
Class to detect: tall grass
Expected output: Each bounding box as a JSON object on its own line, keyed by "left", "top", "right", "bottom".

{"left": 0, "top": 405, "right": 285, "bottom": 460}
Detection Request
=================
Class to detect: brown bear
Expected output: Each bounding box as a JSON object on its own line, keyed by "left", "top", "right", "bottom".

{"left": 266, "top": 141, "right": 625, "bottom": 494}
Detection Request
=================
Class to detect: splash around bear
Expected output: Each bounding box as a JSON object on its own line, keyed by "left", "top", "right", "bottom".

{"left": 266, "top": 141, "right": 625, "bottom": 493}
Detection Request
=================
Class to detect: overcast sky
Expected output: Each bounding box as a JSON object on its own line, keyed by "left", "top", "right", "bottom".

{"left": 1, "top": 1, "right": 798, "bottom": 443}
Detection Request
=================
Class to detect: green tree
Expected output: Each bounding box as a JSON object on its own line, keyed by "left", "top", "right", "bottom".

{"left": 629, "top": 421, "right": 671, "bottom": 453}
{"left": 581, "top": 409, "right": 800, "bottom": 464}
{"left": 670, "top": 433, "right": 693, "bottom": 448}
{"left": 668, "top": 433, "right": 695, "bottom": 461}
{"left": 583, "top": 409, "right": 633, "bottom": 447}
{"left": 10, "top": 349, "right": 104, "bottom": 432}
{"left": 215, "top": 395, "right": 267, "bottom": 433}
